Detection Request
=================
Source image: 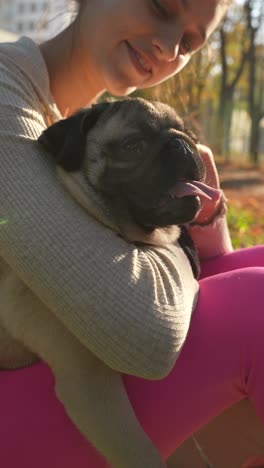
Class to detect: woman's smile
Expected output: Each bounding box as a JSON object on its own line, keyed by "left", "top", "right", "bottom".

{"left": 125, "top": 41, "right": 153, "bottom": 77}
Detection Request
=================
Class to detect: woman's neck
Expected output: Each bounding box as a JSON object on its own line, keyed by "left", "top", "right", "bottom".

{"left": 40, "top": 25, "right": 105, "bottom": 116}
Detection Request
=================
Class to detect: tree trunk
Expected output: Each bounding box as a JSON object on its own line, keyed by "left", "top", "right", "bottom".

{"left": 217, "top": 88, "right": 235, "bottom": 158}
{"left": 245, "top": 0, "right": 263, "bottom": 165}
{"left": 249, "top": 115, "right": 260, "bottom": 164}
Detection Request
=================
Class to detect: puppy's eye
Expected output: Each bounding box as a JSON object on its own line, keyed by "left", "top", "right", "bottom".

{"left": 122, "top": 138, "right": 147, "bottom": 155}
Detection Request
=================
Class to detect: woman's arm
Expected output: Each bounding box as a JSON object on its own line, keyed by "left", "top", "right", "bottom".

{"left": 188, "top": 144, "right": 233, "bottom": 260}
{"left": 188, "top": 212, "right": 233, "bottom": 260}
{"left": 0, "top": 43, "right": 198, "bottom": 379}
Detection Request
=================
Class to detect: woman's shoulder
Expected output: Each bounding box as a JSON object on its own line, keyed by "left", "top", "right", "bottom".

{"left": 0, "top": 36, "right": 60, "bottom": 127}
{"left": 0, "top": 37, "right": 47, "bottom": 93}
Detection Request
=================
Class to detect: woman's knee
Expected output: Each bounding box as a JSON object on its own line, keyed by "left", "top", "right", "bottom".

{"left": 199, "top": 267, "right": 264, "bottom": 323}
{"left": 197, "top": 267, "right": 264, "bottom": 394}
{"left": 200, "top": 246, "right": 264, "bottom": 278}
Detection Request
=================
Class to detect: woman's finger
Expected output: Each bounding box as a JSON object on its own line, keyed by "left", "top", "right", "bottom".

{"left": 197, "top": 144, "right": 220, "bottom": 189}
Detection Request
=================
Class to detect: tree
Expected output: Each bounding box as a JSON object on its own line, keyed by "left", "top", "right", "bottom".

{"left": 245, "top": 0, "right": 264, "bottom": 164}
{"left": 216, "top": 4, "right": 249, "bottom": 158}
{"left": 137, "top": 44, "right": 218, "bottom": 142}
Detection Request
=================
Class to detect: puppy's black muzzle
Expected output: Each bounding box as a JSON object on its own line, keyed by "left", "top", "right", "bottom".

{"left": 121, "top": 136, "right": 205, "bottom": 230}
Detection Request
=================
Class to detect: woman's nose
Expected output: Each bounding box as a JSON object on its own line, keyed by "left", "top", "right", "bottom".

{"left": 152, "top": 28, "right": 183, "bottom": 62}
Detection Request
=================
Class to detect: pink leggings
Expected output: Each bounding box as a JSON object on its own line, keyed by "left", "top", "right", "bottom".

{"left": 1, "top": 246, "right": 264, "bottom": 467}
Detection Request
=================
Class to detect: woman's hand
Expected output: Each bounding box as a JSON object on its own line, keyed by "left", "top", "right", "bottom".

{"left": 193, "top": 144, "right": 226, "bottom": 226}
{"left": 187, "top": 144, "right": 233, "bottom": 260}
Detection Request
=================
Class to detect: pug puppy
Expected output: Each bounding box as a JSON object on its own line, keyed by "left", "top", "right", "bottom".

{"left": 0, "top": 98, "right": 214, "bottom": 468}
{"left": 39, "top": 98, "right": 210, "bottom": 275}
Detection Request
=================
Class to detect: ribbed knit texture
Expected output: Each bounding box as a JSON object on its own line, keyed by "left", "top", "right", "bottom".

{"left": 0, "top": 37, "right": 201, "bottom": 378}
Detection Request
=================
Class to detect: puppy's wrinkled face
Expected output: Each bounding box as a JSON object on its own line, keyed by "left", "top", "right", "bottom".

{"left": 83, "top": 99, "right": 205, "bottom": 230}
{"left": 38, "top": 98, "right": 205, "bottom": 238}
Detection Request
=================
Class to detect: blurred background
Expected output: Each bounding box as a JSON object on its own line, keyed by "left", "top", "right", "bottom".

{"left": 0, "top": 0, "right": 264, "bottom": 247}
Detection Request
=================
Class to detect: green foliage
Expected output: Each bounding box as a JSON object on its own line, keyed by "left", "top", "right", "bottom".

{"left": 0, "top": 219, "right": 8, "bottom": 225}
{"left": 227, "top": 203, "right": 264, "bottom": 248}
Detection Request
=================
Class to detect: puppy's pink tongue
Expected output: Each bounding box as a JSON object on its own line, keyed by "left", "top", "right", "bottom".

{"left": 171, "top": 180, "right": 221, "bottom": 202}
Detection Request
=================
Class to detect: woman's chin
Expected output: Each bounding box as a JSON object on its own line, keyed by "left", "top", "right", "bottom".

{"left": 103, "top": 73, "right": 137, "bottom": 96}
{"left": 110, "top": 85, "right": 137, "bottom": 97}
{"left": 102, "top": 61, "right": 143, "bottom": 96}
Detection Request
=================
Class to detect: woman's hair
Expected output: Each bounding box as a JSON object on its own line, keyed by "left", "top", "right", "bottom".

{"left": 73, "top": 0, "right": 232, "bottom": 10}
{"left": 72, "top": 0, "right": 231, "bottom": 27}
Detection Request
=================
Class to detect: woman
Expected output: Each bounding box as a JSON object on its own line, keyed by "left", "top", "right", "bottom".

{"left": 0, "top": 1, "right": 263, "bottom": 467}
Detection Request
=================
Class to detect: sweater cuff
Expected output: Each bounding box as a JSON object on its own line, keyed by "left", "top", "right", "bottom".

{"left": 188, "top": 212, "right": 233, "bottom": 260}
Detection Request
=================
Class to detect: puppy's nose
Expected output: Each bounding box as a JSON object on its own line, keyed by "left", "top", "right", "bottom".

{"left": 169, "top": 137, "right": 195, "bottom": 156}
{"left": 166, "top": 137, "right": 205, "bottom": 181}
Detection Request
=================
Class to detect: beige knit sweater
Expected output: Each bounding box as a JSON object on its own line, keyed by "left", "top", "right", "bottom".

{"left": 0, "top": 37, "right": 232, "bottom": 379}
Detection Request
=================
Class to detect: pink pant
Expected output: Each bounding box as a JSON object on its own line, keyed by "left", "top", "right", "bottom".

{"left": 1, "top": 246, "right": 264, "bottom": 467}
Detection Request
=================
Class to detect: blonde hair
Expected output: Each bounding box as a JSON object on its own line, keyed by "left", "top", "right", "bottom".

{"left": 73, "top": 0, "right": 231, "bottom": 25}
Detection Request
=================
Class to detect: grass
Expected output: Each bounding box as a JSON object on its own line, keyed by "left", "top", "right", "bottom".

{"left": 227, "top": 202, "right": 264, "bottom": 249}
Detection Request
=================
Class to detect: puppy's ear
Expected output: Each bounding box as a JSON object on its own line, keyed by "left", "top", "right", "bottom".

{"left": 38, "top": 102, "right": 110, "bottom": 172}
{"left": 184, "top": 127, "right": 199, "bottom": 144}
{"left": 80, "top": 102, "right": 110, "bottom": 135}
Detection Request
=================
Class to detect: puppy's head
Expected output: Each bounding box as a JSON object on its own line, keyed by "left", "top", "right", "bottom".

{"left": 38, "top": 98, "right": 206, "bottom": 243}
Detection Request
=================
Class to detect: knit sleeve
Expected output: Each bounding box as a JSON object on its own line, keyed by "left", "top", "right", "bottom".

{"left": 0, "top": 54, "right": 199, "bottom": 379}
